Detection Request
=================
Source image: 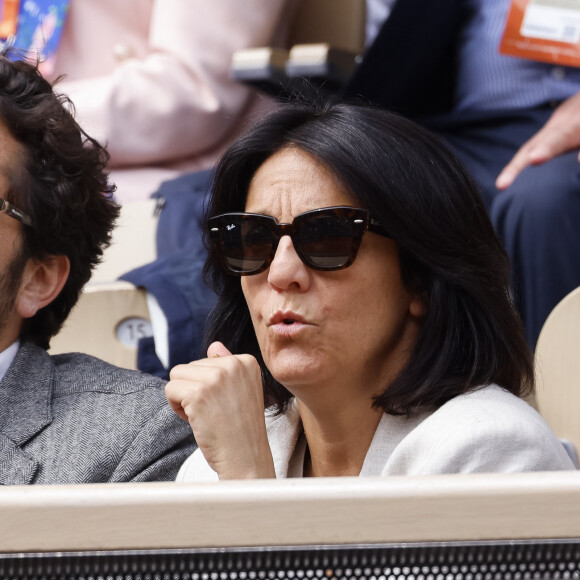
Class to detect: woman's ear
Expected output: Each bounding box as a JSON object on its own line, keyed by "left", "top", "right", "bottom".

{"left": 409, "top": 293, "right": 428, "bottom": 318}
{"left": 15, "top": 255, "right": 71, "bottom": 319}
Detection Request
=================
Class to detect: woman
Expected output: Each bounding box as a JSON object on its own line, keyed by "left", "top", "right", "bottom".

{"left": 166, "top": 101, "right": 575, "bottom": 480}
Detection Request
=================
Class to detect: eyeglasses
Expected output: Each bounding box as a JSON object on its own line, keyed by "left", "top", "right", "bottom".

{"left": 0, "top": 198, "right": 32, "bottom": 227}
{"left": 208, "top": 205, "right": 389, "bottom": 276}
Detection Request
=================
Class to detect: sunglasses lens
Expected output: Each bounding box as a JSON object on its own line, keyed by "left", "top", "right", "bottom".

{"left": 210, "top": 208, "right": 370, "bottom": 275}
{"left": 216, "top": 216, "right": 275, "bottom": 274}
{"left": 297, "top": 212, "right": 363, "bottom": 269}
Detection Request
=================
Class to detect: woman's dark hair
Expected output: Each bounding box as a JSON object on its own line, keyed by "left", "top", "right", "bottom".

{"left": 202, "top": 100, "right": 534, "bottom": 415}
{"left": 0, "top": 54, "right": 119, "bottom": 349}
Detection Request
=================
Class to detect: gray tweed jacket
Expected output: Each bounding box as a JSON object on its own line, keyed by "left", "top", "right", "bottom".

{"left": 0, "top": 342, "right": 197, "bottom": 485}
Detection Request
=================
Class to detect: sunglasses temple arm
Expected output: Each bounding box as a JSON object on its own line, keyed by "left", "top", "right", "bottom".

{"left": 368, "top": 219, "right": 390, "bottom": 239}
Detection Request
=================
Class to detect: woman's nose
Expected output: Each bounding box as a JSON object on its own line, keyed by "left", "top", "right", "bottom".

{"left": 267, "top": 235, "right": 310, "bottom": 291}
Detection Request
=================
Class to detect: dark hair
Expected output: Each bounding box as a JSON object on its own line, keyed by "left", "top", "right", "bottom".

{"left": 202, "top": 100, "right": 534, "bottom": 415}
{"left": 0, "top": 54, "right": 119, "bottom": 349}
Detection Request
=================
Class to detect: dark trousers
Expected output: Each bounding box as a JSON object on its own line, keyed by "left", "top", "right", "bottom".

{"left": 423, "top": 107, "right": 580, "bottom": 348}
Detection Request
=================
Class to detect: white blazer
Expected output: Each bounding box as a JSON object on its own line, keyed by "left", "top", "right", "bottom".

{"left": 176, "top": 384, "right": 576, "bottom": 481}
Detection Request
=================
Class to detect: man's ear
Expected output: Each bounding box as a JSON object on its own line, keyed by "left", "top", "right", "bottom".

{"left": 15, "top": 255, "right": 71, "bottom": 319}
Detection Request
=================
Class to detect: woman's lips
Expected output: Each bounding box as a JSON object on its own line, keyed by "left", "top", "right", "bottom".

{"left": 268, "top": 311, "right": 309, "bottom": 337}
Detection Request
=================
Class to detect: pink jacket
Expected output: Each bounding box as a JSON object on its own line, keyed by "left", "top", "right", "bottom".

{"left": 49, "top": 0, "right": 297, "bottom": 201}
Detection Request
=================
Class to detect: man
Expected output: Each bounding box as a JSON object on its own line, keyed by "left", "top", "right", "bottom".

{"left": 345, "top": 0, "right": 580, "bottom": 350}
{"left": 0, "top": 54, "right": 196, "bottom": 485}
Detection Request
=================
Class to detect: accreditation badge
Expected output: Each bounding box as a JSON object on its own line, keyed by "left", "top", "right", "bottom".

{"left": 500, "top": 0, "right": 580, "bottom": 67}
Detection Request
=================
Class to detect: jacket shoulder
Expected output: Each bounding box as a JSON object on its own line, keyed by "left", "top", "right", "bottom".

{"left": 50, "top": 351, "right": 166, "bottom": 396}
{"left": 384, "top": 385, "right": 575, "bottom": 474}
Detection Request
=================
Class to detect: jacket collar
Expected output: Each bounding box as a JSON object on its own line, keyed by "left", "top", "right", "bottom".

{"left": 265, "top": 400, "right": 304, "bottom": 478}
{"left": 0, "top": 342, "right": 54, "bottom": 484}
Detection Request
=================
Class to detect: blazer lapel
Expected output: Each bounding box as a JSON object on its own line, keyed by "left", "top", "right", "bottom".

{"left": 266, "top": 400, "right": 303, "bottom": 477}
{"left": 0, "top": 433, "right": 38, "bottom": 485}
{"left": 0, "top": 342, "right": 54, "bottom": 484}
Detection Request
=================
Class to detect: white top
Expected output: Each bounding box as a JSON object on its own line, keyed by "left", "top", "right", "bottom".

{"left": 176, "top": 384, "right": 575, "bottom": 481}
{"left": 0, "top": 342, "right": 19, "bottom": 383}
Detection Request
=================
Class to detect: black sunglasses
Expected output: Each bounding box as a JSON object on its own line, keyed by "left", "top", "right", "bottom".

{"left": 208, "top": 206, "right": 389, "bottom": 276}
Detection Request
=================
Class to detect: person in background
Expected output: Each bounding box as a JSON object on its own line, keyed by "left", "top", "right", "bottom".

{"left": 345, "top": 0, "right": 580, "bottom": 350}
{"left": 0, "top": 53, "right": 195, "bottom": 485}
{"left": 33, "top": 0, "right": 298, "bottom": 202}
{"left": 166, "top": 101, "right": 574, "bottom": 481}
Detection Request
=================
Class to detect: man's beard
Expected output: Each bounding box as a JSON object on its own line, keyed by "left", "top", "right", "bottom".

{"left": 0, "top": 243, "right": 29, "bottom": 338}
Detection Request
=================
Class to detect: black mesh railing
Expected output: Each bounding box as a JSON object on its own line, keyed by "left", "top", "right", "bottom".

{"left": 1, "top": 539, "right": 580, "bottom": 580}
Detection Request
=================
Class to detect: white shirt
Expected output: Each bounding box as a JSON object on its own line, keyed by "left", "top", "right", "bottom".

{"left": 0, "top": 341, "right": 19, "bottom": 382}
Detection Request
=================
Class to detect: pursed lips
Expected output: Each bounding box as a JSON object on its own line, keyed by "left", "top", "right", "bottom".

{"left": 268, "top": 311, "right": 307, "bottom": 326}
{"left": 267, "top": 311, "right": 311, "bottom": 336}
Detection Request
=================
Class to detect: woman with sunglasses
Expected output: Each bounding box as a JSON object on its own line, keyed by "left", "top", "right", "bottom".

{"left": 166, "top": 101, "right": 575, "bottom": 480}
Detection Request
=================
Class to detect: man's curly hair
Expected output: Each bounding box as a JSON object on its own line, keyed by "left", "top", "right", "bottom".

{"left": 0, "top": 54, "right": 119, "bottom": 349}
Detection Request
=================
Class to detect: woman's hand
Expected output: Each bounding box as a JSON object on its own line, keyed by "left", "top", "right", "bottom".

{"left": 165, "top": 341, "right": 276, "bottom": 480}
